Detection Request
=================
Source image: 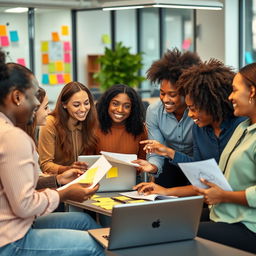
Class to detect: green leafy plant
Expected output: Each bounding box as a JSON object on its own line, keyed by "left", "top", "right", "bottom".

{"left": 93, "top": 42, "right": 145, "bottom": 90}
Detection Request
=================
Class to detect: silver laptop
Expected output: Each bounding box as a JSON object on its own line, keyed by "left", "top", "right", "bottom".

{"left": 88, "top": 196, "right": 203, "bottom": 250}
{"left": 78, "top": 155, "right": 137, "bottom": 192}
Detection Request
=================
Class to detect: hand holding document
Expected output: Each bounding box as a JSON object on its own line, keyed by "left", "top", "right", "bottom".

{"left": 100, "top": 151, "right": 139, "bottom": 167}
{"left": 57, "top": 155, "right": 112, "bottom": 191}
{"left": 178, "top": 158, "right": 232, "bottom": 191}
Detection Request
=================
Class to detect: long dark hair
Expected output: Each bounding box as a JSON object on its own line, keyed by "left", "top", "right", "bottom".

{"left": 239, "top": 62, "right": 256, "bottom": 89}
{"left": 96, "top": 84, "right": 145, "bottom": 137}
{"left": 50, "top": 81, "right": 98, "bottom": 158}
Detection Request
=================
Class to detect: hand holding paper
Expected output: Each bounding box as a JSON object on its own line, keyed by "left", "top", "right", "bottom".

{"left": 57, "top": 155, "right": 112, "bottom": 191}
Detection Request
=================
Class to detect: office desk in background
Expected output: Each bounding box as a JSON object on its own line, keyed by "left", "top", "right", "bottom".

{"left": 105, "top": 237, "right": 255, "bottom": 256}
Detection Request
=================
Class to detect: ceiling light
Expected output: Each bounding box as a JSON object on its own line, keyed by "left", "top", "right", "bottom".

{"left": 4, "top": 7, "right": 29, "bottom": 13}
{"left": 102, "top": 0, "right": 223, "bottom": 11}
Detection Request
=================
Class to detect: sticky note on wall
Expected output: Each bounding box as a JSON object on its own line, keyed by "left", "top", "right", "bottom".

{"left": 49, "top": 74, "right": 57, "bottom": 85}
{"left": 9, "top": 31, "right": 19, "bottom": 42}
{"left": 0, "top": 25, "right": 7, "bottom": 36}
{"left": 63, "top": 41, "right": 71, "bottom": 52}
{"left": 17, "top": 58, "right": 26, "bottom": 66}
{"left": 0, "top": 36, "right": 9, "bottom": 47}
{"left": 42, "top": 74, "right": 49, "bottom": 84}
{"left": 41, "top": 41, "right": 49, "bottom": 52}
{"left": 55, "top": 61, "right": 64, "bottom": 72}
{"left": 64, "top": 53, "right": 71, "bottom": 63}
{"left": 52, "top": 32, "right": 60, "bottom": 42}
{"left": 48, "top": 62, "right": 56, "bottom": 73}
{"left": 64, "top": 63, "right": 71, "bottom": 73}
{"left": 63, "top": 73, "right": 71, "bottom": 83}
{"left": 42, "top": 53, "right": 49, "bottom": 64}
{"left": 61, "top": 25, "right": 69, "bottom": 36}
{"left": 106, "top": 167, "right": 118, "bottom": 179}
{"left": 57, "top": 74, "right": 64, "bottom": 84}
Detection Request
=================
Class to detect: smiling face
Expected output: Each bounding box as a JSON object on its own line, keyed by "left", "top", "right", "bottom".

{"left": 229, "top": 73, "right": 255, "bottom": 118}
{"left": 185, "top": 95, "right": 214, "bottom": 127}
{"left": 160, "top": 80, "right": 186, "bottom": 116}
{"left": 36, "top": 95, "right": 50, "bottom": 126}
{"left": 63, "top": 90, "right": 90, "bottom": 123}
{"left": 108, "top": 93, "right": 131, "bottom": 124}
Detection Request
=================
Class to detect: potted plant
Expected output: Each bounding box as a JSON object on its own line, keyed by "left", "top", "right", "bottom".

{"left": 93, "top": 42, "right": 145, "bottom": 91}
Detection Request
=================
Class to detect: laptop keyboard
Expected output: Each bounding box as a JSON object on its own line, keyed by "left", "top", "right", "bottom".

{"left": 102, "top": 235, "right": 110, "bottom": 241}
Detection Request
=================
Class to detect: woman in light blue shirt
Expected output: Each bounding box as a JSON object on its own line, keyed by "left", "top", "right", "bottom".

{"left": 196, "top": 63, "right": 256, "bottom": 254}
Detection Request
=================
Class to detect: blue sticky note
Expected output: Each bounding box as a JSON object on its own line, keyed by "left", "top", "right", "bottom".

{"left": 245, "top": 52, "right": 254, "bottom": 64}
{"left": 9, "top": 31, "right": 19, "bottom": 42}
{"left": 42, "top": 74, "right": 49, "bottom": 85}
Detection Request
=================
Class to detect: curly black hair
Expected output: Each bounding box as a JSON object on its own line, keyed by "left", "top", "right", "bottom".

{"left": 96, "top": 84, "right": 145, "bottom": 137}
{"left": 0, "top": 49, "right": 34, "bottom": 105}
{"left": 147, "top": 48, "right": 201, "bottom": 85}
{"left": 176, "top": 59, "right": 235, "bottom": 122}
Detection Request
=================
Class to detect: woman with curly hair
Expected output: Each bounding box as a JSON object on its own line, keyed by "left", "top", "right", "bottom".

{"left": 135, "top": 60, "right": 245, "bottom": 197}
{"left": 38, "top": 82, "right": 98, "bottom": 174}
{"left": 96, "top": 84, "right": 147, "bottom": 159}
{"left": 134, "top": 48, "right": 201, "bottom": 188}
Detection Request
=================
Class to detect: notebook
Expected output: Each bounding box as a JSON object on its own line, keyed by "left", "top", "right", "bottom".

{"left": 88, "top": 196, "right": 203, "bottom": 250}
{"left": 78, "top": 155, "right": 137, "bottom": 192}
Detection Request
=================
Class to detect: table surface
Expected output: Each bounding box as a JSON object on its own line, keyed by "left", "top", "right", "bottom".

{"left": 105, "top": 237, "right": 255, "bottom": 256}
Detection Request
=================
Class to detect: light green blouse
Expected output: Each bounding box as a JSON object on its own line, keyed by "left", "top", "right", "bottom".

{"left": 210, "top": 119, "right": 256, "bottom": 233}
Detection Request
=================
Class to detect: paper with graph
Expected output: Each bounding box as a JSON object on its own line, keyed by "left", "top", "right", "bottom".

{"left": 57, "top": 155, "right": 112, "bottom": 190}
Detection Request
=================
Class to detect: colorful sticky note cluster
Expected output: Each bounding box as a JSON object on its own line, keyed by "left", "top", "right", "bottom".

{"left": 40, "top": 26, "right": 72, "bottom": 85}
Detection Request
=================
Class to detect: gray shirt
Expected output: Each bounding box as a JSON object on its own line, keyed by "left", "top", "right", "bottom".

{"left": 146, "top": 100, "right": 193, "bottom": 176}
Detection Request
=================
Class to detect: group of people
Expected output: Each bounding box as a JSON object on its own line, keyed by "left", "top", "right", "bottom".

{"left": 0, "top": 45, "right": 256, "bottom": 255}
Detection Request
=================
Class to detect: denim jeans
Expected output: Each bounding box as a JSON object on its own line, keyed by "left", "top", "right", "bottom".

{"left": 0, "top": 212, "right": 105, "bottom": 256}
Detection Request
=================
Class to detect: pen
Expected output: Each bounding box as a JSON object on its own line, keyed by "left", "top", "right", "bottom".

{"left": 110, "top": 197, "right": 127, "bottom": 204}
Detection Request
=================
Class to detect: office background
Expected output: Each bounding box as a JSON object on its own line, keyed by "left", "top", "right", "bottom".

{"left": 0, "top": 0, "right": 254, "bottom": 106}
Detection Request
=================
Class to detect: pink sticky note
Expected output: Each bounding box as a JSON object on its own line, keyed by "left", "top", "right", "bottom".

{"left": 57, "top": 74, "right": 64, "bottom": 84}
{"left": 182, "top": 39, "right": 191, "bottom": 50}
{"left": 0, "top": 36, "right": 10, "bottom": 47}
{"left": 63, "top": 41, "right": 71, "bottom": 52}
{"left": 17, "top": 58, "right": 26, "bottom": 66}
{"left": 64, "top": 53, "right": 71, "bottom": 63}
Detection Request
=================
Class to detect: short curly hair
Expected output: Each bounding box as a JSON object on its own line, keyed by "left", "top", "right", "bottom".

{"left": 147, "top": 48, "right": 201, "bottom": 85}
{"left": 176, "top": 59, "right": 235, "bottom": 122}
{"left": 96, "top": 84, "right": 145, "bottom": 137}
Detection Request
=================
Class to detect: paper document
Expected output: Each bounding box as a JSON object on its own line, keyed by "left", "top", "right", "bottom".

{"left": 100, "top": 151, "right": 139, "bottom": 167}
{"left": 178, "top": 158, "right": 232, "bottom": 191}
{"left": 57, "top": 155, "right": 112, "bottom": 191}
{"left": 120, "top": 191, "right": 177, "bottom": 201}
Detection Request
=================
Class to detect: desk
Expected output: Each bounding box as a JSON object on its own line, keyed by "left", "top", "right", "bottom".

{"left": 105, "top": 237, "right": 255, "bottom": 256}
{"left": 66, "top": 192, "right": 119, "bottom": 217}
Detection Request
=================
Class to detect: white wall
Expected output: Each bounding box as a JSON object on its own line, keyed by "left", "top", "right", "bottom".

{"left": 196, "top": 8, "right": 225, "bottom": 62}
{"left": 0, "top": 13, "right": 29, "bottom": 67}
{"left": 76, "top": 10, "right": 110, "bottom": 85}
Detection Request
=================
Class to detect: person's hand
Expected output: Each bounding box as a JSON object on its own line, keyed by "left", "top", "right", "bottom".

{"left": 58, "top": 183, "right": 99, "bottom": 203}
{"left": 56, "top": 169, "right": 84, "bottom": 185}
{"left": 133, "top": 182, "right": 168, "bottom": 196}
{"left": 140, "top": 140, "right": 174, "bottom": 158}
{"left": 193, "top": 178, "right": 226, "bottom": 205}
{"left": 70, "top": 161, "right": 88, "bottom": 171}
{"left": 132, "top": 159, "right": 158, "bottom": 173}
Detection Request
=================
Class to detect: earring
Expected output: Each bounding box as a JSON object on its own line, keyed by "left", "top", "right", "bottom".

{"left": 249, "top": 97, "right": 254, "bottom": 104}
{"left": 16, "top": 102, "right": 20, "bottom": 106}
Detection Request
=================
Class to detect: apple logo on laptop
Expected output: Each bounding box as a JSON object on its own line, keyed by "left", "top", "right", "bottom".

{"left": 152, "top": 219, "right": 160, "bottom": 228}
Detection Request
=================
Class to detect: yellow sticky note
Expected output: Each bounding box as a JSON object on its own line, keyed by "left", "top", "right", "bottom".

{"left": 61, "top": 25, "right": 69, "bottom": 36}
{"left": 55, "top": 61, "right": 64, "bottom": 72}
{"left": 106, "top": 167, "right": 118, "bottom": 179}
{"left": 41, "top": 41, "right": 49, "bottom": 52}
{"left": 92, "top": 202, "right": 101, "bottom": 206}
{"left": 52, "top": 32, "right": 60, "bottom": 42}
{"left": 101, "top": 34, "right": 111, "bottom": 44}
{"left": 96, "top": 197, "right": 114, "bottom": 202}
{"left": 49, "top": 74, "right": 57, "bottom": 85}
{"left": 113, "top": 196, "right": 130, "bottom": 201}
{"left": 79, "top": 167, "right": 98, "bottom": 184}
{"left": 0, "top": 25, "right": 7, "bottom": 36}
{"left": 63, "top": 73, "right": 71, "bottom": 83}
{"left": 128, "top": 200, "right": 146, "bottom": 204}
{"left": 91, "top": 195, "right": 99, "bottom": 200}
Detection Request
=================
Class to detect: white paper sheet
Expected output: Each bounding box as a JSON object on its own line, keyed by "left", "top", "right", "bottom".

{"left": 120, "top": 191, "right": 177, "bottom": 201}
{"left": 100, "top": 151, "right": 139, "bottom": 167}
{"left": 178, "top": 158, "right": 232, "bottom": 191}
{"left": 57, "top": 155, "right": 112, "bottom": 191}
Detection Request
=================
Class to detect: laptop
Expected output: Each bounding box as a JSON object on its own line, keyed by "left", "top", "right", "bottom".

{"left": 88, "top": 196, "right": 203, "bottom": 250}
{"left": 78, "top": 155, "right": 137, "bottom": 192}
